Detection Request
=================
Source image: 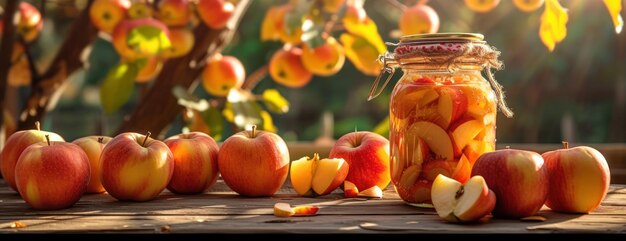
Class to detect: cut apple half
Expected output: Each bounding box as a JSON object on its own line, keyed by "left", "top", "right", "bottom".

{"left": 290, "top": 153, "right": 349, "bottom": 196}
{"left": 407, "top": 121, "right": 454, "bottom": 161}
{"left": 357, "top": 185, "right": 383, "bottom": 198}
{"left": 431, "top": 174, "right": 496, "bottom": 223}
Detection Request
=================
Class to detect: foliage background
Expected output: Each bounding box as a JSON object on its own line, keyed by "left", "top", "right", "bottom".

{"left": 11, "top": 0, "right": 625, "bottom": 144}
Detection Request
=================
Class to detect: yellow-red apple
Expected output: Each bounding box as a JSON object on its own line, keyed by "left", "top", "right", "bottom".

{"left": 15, "top": 138, "right": 90, "bottom": 210}
{"left": 112, "top": 18, "right": 170, "bottom": 60}
{"left": 301, "top": 37, "right": 345, "bottom": 76}
{"left": 399, "top": 3, "right": 439, "bottom": 35}
{"left": 329, "top": 131, "right": 390, "bottom": 191}
{"left": 269, "top": 47, "right": 313, "bottom": 88}
{"left": 464, "top": 0, "right": 501, "bottom": 13}
{"left": 513, "top": 0, "right": 544, "bottom": 12}
{"left": 164, "top": 132, "right": 219, "bottom": 194}
{"left": 201, "top": 54, "right": 245, "bottom": 97}
{"left": 471, "top": 149, "right": 549, "bottom": 218}
{"left": 431, "top": 174, "right": 496, "bottom": 222}
{"left": 128, "top": 1, "right": 154, "bottom": 19}
{"left": 0, "top": 122, "right": 64, "bottom": 192}
{"left": 157, "top": 0, "right": 191, "bottom": 26}
{"left": 16, "top": 2, "right": 44, "bottom": 42}
{"left": 217, "top": 126, "right": 290, "bottom": 197}
{"left": 100, "top": 132, "right": 174, "bottom": 201}
{"left": 196, "top": 0, "right": 234, "bottom": 29}
{"left": 72, "top": 136, "right": 112, "bottom": 194}
{"left": 159, "top": 27, "right": 194, "bottom": 59}
{"left": 290, "top": 153, "right": 349, "bottom": 196}
{"left": 542, "top": 143, "right": 611, "bottom": 213}
{"left": 90, "top": 0, "right": 131, "bottom": 33}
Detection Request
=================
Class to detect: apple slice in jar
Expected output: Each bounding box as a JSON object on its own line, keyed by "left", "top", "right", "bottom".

{"left": 406, "top": 121, "right": 454, "bottom": 161}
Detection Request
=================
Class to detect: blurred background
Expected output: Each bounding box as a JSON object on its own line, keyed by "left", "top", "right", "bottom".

{"left": 2, "top": 0, "right": 625, "bottom": 144}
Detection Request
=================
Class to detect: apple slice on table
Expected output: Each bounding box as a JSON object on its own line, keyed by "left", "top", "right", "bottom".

{"left": 406, "top": 121, "right": 454, "bottom": 161}
{"left": 436, "top": 87, "right": 468, "bottom": 129}
{"left": 290, "top": 153, "right": 349, "bottom": 196}
{"left": 357, "top": 185, "right": 383, "bottom": 198}
{"left": 431, "top": 174, "right": 496, "bottom": 223}
{"left": 273, "top": 203, "right": 320, "bottom": 217}
{"left": 344, "top": 180, "right": 359, "bottom": 198}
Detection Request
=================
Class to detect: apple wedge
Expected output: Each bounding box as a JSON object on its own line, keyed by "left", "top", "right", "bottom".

{"left": 406, "top": 121, "right": 454, "bottom": 161}
{"left": 431, "top": 174, "right": 496, "bottom": 223}
{"left": 273, "top": 203, "right": 320, "bottom": 217}
{"left": 451, "top": 119, "right": 484, "bottom": 153}
{"left": 344, "top": 180, "right": 359, "bottom": 198}
{"left": 422, "top": 160, "right": 457, "bottom": 181}
{"left": 357, "top": 185, "right": 383, "bottom": 198}
{"left": 404, "top": 136, "right": 430, "bottom": 168}
{"left": 436, "top": 87, "right": 468, "bottom": 129}
{"left": 399, "top": 164, "right": 422, "bottom": 191}
{"left": 290, "top": 153, "right": 349, "bottom": 196}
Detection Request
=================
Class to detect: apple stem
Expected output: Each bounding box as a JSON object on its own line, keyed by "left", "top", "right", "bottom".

{"left": 562, "top": 141, "right": 569, "bottom": 149}
{"left": 313, "top": 153, "right": 320, "bottom": 161}
{"left": 45, "top": 135, "right": 50, "bottom": 146}
{"left": 455, "top": 186, "right": 464, "bottom": 199}
{"left": 142, "top": 131, "right": 151, "bottom": 147}
{"left": 35, "top": 121, "right": 41, "bottom": 131}
{"left": 98, "top": 137, "right": 104, "bottom": 143}
{"left": 251, "top": 125, "right": 257, "bottom": 138}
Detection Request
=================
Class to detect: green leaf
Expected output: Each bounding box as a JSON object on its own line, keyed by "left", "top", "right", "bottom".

{"left": 372, "top": 116, "right": 389, "bottom": 137}
{"left": 201, "top": 105, "right": 224, "bottom": 141}
{"left": 85, "top": 37, "right": 120, "bottom": 85}
{"left": 127, "top": 26, "right": 172, "bottom": 56}
{"left": 223, "top": 89, "right": 263, "bottom": 129}
{"left": 172, "top": 85, "right": 209, "bottom": 111}
{"left": 100, "top": 62, "right": 140, "bottom": 113}
{"left": 261, "top": 89, "right": 290, "bottom": 114}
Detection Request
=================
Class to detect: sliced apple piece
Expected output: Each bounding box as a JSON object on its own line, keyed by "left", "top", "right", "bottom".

{"left": 437, "top": 87, "right": 468, "bottom": 129}
{"left": 357, "top": 185, "right": 383, "bottom": 198}
{"left": 407, "top": 121, "right": 454, "bottom": 161}
{"left": 390, "top": 143, "right": 404, "bottom": 181}
{"left": 344, "top": 180, "right": 359, "bottom": 198}
{"left": 417, "top": 89, "right": 440, "bottom": 107}
{"left": 293, "top": 205, "right": 320, "bottom": 216}
{"left": 404, "top": 136, "right": 430, "bottom": 167}
{"left": 399, "top": 164, "right": 422, "bottom": 190}
{"left": 475, "top": 125, "right": 496, "bottom": 143}
{"left": 290, "top": 153, "right": 349, "bottom": 196}
{"left": 274, "top": 203, "right": 295, "bottom": 217}
{"left": 452, "top": 155, "right": 471, "bottom": 184}
{"left": 422, "top": 160, "right": 457, "bottom": 181}
{"left": 290, "top": 155, "right": 317, "bottom": 196}
{"left": 467, "top": 105, "right": 496, "bottom": 125}
{"left": 464, "top": 140, "right": 495, "bottom": 167}
{"left": 431, "top": 174, "right": 496, "bottom": 223}
{"left": 451, "top": 119, "right": 484, "bottom": 152}
{"left": 412, "top": 179, "right": 433, "bottom": 203}
{"left": 391, "top": 86, "right": 429, "bottom": 118}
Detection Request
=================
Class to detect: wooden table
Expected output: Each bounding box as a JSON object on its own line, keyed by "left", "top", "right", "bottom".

{"left": 0, "top": 179, "right": 625, "bottom": 235}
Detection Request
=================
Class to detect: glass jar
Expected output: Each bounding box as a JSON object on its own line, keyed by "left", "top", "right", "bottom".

{"left": 369, "top": 33, "right": 513, "bottom": 207}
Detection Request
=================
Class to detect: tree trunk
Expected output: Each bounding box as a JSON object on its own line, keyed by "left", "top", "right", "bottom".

{"left": 115, "top": 0, "right": 251, "bottom": 136}
{"left": 17, "top": 0, "right": 98, "bottom": 131}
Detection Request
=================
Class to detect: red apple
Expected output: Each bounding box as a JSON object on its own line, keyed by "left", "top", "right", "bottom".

{"left": 431, "top": 174, "right": 496, "bottom": 222}
{"left": 290, "top": 153, "right": 349, "bottom": 196}
{"left": 217, "top": 126, "right": 290, "bottom": 197}
{"left": 471, "top": 149, "right": 549, "bottom": 218}
{"left": 196, "top": 0, "right": 234, "bottom": 29}
{"left": 542, "top": 142, "right": 611, "bottom": 213}
{"left": 329, "top": 131, "right": 390, "bottom": 191}
{"left": 164, "top": 132, "right": 220, "bottom": 194}
{"left": 90, "top": 0, "right": 132, "bottom": 33}
{"left": 72, "top": 136, "right": 112, "bottom": 194}
{"left": 0, "top": 122, "right": 65, "bottom": 192}
{"left": 157, "top": 0, "right": 191, "bottom": 26}
{"left": 100, "top": 132, "right": 174, "bottom": 201}
{"left": 15, "top": 136, "right": 90, "bottom": 210}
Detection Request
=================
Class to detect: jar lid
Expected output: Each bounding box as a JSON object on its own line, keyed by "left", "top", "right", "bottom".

{"left": 399, "top": 33, "right": 485, "bottom": 44}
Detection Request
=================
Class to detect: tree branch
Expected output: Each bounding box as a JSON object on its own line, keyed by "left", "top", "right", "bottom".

{"left": 0, "top": 0, "right": 20, "bottom": 141}
{"left": 114, "top": 0, "right": 251, "bottom": 136}
{"left": 17, "top": 0, "right": 98, "bottom": 130}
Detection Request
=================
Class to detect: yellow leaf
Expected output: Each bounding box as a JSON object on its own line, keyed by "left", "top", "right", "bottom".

{"left": 262, "top": 89, "right": 290, "bottom": 114}
{"left": 260, "top": 110, "right": 277, "bottom": 133}
{"left": 604, "top": 0, "right": 623, "bottom": 34}
{"left": 340, "top": 33, "right": 385, "bottom": 76}
{"left": 539, "top": 0, "right": 568, "bottom": 52}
